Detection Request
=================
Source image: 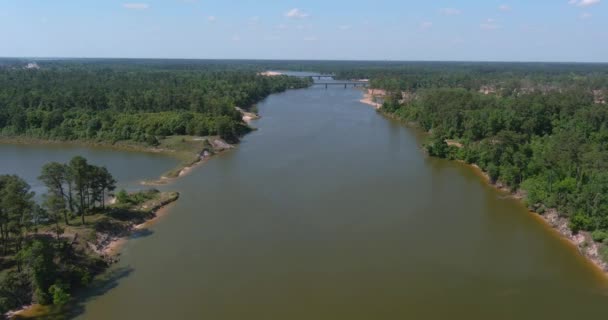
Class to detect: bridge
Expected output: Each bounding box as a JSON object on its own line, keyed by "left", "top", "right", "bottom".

{"left": 309, "top": 74, "right": 336, "bottom": 80}
{"left": 312, "top": 82, "right": 369, "bottom": 89}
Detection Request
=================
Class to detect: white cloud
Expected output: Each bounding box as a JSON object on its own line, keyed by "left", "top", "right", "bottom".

{"left": 569, "top": 0, "right": 601, "bottom": 7}
{"left": 285, "top": 8, "right": 309, "bottom": 19}
{"left": 207, "top": 16, "right": 217, "bottom": 22}
{"left": 276, "top": 24, "right": 288, "bottom": 30}
{"left": 440, "top": 8, "right": 462, "bottom": 15}
{"left": 122, "top": 3, "right": 149, "bottom": 10}
{"left": 303, "top": 36, "right": 318, "bottom": 41}
{"left": 232, "top": 35, "right": 241, "bottom": 41}
{"left": 580, "top": 12, "right": 593, "bottom": 19}
{"left": 338, "top": 25, "right": 352, "bottom": 31}
{"left": 499, "top": 5, "right": 511, "bottom": 12}
{"left": 420, "top": 21, "right": 433, "bottom": 30}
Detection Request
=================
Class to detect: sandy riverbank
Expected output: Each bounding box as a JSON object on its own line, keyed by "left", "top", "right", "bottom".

{"left": 359, "top": 88, "right": 385, "bottom": 109}
{"left": 236, "top": 106, "right": 261, "bottom": 123}
{"left": 98, "top": 200, "right": 178, "bottom": 261}
{"left": 259, "top": 71, "right": 284, "bottom": 77}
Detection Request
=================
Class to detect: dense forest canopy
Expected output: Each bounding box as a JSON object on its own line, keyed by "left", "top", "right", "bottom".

{"left": 0, "top": 60, "right": 311, "bottom": 143}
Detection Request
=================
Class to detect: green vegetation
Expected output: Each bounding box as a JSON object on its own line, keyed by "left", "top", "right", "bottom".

{"left": 374, "top": 66, "right": 608, "bottom": 263}
{"left": 0, "top": 156, "right": 179, "bottom": 315}
{"left": 0, "top": 62, "right": 311, "bottom": 145}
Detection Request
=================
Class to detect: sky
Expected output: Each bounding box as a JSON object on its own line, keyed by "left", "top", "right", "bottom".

{"left": 0, "top": 0, "right": 606, "bottom": 62}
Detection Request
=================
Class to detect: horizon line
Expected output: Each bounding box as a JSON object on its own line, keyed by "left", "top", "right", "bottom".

{"left": 2, "top": 56, "right": 608, "bottom": 65}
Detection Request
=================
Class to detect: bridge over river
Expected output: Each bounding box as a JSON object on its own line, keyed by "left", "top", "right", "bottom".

{"left": 312, "top": 81, "right": 369, "bottom": 89}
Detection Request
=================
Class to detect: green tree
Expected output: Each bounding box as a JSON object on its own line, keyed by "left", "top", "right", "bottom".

{"left": 39, "top": 162, "right": 71, "bottom": 223}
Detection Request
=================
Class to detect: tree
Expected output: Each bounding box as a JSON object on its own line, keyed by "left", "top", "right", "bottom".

{"left": 43, "top": 194, "right": 66, "bottom": 241}
{"left": 39, "top": 162, "right": 70, "bottom": 224}
{"left": 0, "top": 175, "right": 35, "bottom": 255}
{"left": 90, "top": 166, "right": 116, "bottom": 209}
{"left": 19, "top": 239, "right": 56, "bottom": 305}
{"left": 68, "top": 156, "right": 90, "bottom": 224}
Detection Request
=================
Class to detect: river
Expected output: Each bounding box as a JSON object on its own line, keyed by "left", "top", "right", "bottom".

{"left": 2, "top": 83, "right": 608, "bottom": 319}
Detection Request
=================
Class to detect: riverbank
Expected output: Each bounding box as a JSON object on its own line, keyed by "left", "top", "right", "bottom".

{"left": 359, "top": 88, "right": 385, "bottom": 109}
{"left": 370, "top": 100, "right": 608, "bottom": 277}
{"left": 141, "top": 136, "right": 235, "bottom": 185}
{"left": 462, "top": 161, "right": 608, "bottom": 275}
{"left": 5, "top": 189, "right": 179, "bottom": 319}
{"left": 88, "top": 190, "right": 181, "bottom": 262}
{"left": 259, "top": 71, "right": 284, "bottom": 77}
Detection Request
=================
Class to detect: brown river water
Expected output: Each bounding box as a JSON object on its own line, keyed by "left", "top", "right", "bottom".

{"left": 1, "top": 84, "right": 608, "bottom": 319}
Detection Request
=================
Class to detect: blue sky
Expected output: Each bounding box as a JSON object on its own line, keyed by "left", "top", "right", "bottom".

{"left": 0, "top": 0, "right": 606, "bottom": 61}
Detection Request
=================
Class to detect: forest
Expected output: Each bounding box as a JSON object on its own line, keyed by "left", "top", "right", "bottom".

{"left": 0, "top": 61, "right": 311, "bottom": 144}
{"left": 377, "top": 68, "right": 608, "bottom": 250}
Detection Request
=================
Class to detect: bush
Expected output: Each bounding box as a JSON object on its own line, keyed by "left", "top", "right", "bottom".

{"left": 591, "top": 230, "right": 608, "bottom": 243}
{"left": 116, "top": 189, "right": 129, "bottom": 204}
{"left": 569, "top": 212, "right": 593, "bottom": 233}
{"left": 49, "top": 282, "right": 71, "bottom": 306}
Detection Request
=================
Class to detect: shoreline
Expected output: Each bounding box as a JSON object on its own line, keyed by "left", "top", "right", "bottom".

{"left": 259, "top": 71, "right": 284, "bottom": 77}
{"left": 96, "top": 195, "right": 179, "bottom": 261}
{"left": 141, "top": 136, "right": 235, "bottom": 185}
{"left": 3, "top": 108, "right": 262, "bottom": 319}
{"left": 0, "top": 135, "right": 234, "bottom": 186}
{"left": 359, "top": 88, "right": 383, "bottom": 109}
{"left": 6, "top": 191, "right": 180, "bottom": 319}
{"left": 462, "top": 161, "right": 608, "bottom": 277}
{"left": 364, "top": 94, "right": 608, "bottom": 278}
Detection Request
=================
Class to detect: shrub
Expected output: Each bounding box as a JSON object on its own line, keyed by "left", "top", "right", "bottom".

{"left": 591, "top": 230, "right": 608, "bottom": 243}
{"left": 569, "top": 212, "right": 593, "bottom": 233}
{"left": 116, "top": 189, "right": 129, "bottom": 204}
{"left": 49, "top": 282, "right": 71, "bottom": 306}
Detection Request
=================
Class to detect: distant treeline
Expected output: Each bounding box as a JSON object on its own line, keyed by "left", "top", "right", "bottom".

{"left": 0, "top": 64, "right": 311, "bottom": 143}
{"left": 248, "top": 60, "right": 606, "bottom": 92}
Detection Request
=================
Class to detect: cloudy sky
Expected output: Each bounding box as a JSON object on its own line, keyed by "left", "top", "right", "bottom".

{"left": 0, "top": 0, "right": 606, "bottom": 62}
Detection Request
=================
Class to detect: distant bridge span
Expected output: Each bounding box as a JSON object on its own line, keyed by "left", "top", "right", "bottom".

{"left": 312, "top": 82, "right": 369, "bottom": 89}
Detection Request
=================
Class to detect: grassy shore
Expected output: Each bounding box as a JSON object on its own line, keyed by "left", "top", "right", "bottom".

{"left": 0, "top": 135, "right": 233, "bottom": 184}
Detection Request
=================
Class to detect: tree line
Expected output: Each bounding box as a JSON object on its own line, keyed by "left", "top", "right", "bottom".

{"left": 0, "top": 66, "right": 311, "bottom": 144}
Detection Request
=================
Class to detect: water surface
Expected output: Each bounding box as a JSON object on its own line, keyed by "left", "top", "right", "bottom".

{"left": 0, "top": 144, "right": 177, "bottom": 197}
{"left": 3, "top": 85, "right": 608, "bottom": 319}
